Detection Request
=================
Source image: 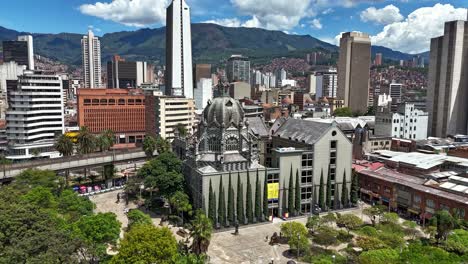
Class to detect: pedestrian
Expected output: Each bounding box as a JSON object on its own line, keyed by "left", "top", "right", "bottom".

{"left": 116, "top": 193, "right": 120, "bottom": 203}
{"left": 265, "top": 235, "right": 268, "bottom": 242}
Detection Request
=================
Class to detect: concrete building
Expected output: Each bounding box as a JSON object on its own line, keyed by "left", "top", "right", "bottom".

{"left": 106, "top": 55, "right": 152, "bottom": 88}
{"left": 389, "top": 82, "right": 402, "bottom": 103}
{"left": 306, "top": 73, "right": 321, "bottom": 95}
{"left": 194, "top": 78, "right": 213, "bottom": 110}
{"left": 194, "top": 64, "right": 211, "bottom": 84}
{"left": 0, "top": 62, "right": 25, "bottom": 119}
{"left": 276, "top": 68, "right": 287, "bottom": 86}
{"left": 337, "top": 32, "right": 371, "bottom": 114}
{"left": 165, "top": 0, "right": 193, "bottom": 98}
{"left": 81, "top": 30, "right": 102, "bottom": 88}
{"left": 2, "top": 35, "right": 34, "bottom": 70}
{"left": 6, "top": 72, "right": 64, "bottom": 160}
{"left": 77, "top": 89, "right": 146, "bottom": 146}
{"left": 229, "top": 82, "right": 251, "bottom": 100}
{"left": 145, "top": 94, "right": 195, "bottom": 140}
{"left": 375, "top": 102, "right": 428, "bottom": 140}
{"left": 226, "top": 55, "right": 250, "bottom": 83}
{"left": 427, "top": 19, "right": 468, "bottom": 137}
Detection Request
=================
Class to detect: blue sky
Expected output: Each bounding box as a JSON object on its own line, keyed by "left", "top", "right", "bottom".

{"left": 1, "top": 0, "right": 467, "bottom": 53}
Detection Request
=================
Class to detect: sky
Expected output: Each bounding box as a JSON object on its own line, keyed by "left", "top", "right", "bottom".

{"left": 1, "top": 0, "right": 467, "bottom": 54}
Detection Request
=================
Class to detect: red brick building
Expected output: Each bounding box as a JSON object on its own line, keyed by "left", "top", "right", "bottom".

{"left": 77, "top": 89, "right": 145, "bottom": 146}
{"left": 355, "top": 162, "right": 468, "bottom": 222}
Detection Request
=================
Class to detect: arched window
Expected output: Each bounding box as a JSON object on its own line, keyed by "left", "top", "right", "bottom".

{"left": 118, "top": 98, "right": 125, "bottom": 105}
{"left": 100, "top": 99, "right": 107, "bottom": 105}
{"left": 92, "top": 99, "right": 99, "bottom": 105}
{"left": 109, "top": 99, "right": 116, "bottom": 105}
{"left": 226, "top": 137, "right": 239, "bottom": 151}
{"left": 208, "top": 136, "right": 220, "bottom": 152}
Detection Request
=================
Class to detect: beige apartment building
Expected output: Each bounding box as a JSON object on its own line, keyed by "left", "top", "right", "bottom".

{"left": 337, "top": 32, "right": 371, "bottom": 114}
{"left": 145, "top": 93, "right": 195, "bottom": 141}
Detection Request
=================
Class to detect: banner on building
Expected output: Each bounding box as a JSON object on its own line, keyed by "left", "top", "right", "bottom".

{"left": 267, "top": 183, "right": 279, "bottom": 200}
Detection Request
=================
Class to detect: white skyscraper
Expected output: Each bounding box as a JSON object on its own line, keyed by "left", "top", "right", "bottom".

{"left": 81, "top": 30, "right": 102, "bottom": 88}
{"left": 16, "top": 35, "right": 34, "bottom": 70}
{"left": 166, "top": 0, "right": 193, "bottom": 98}
{"left": 194, "top": 78, "right": 213, "bottom": 110}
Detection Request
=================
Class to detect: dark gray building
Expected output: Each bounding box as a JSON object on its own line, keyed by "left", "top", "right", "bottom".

{"left": 226, "top": 55, "right": 250, "bottom": 83}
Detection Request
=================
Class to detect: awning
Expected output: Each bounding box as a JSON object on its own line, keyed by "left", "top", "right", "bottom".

{"left": 360, "top": 188, "right": 380, "bottom": 198}
{"left": 381, "top": 197, "right": 390, "bottom": 203}
{"left": 407, "top": 208, "right": 420, "bottom": 214}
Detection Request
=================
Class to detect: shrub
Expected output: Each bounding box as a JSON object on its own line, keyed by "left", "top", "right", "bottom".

{"left": 337, "top": 230, "right": 353, "bottom": 243}
{"left": 358, "top": 226, "right": 378, "bottom": 236}
{"left": 356, "top": 236, "right": 387, "bottom": 251}
{"left": 359, "top": 248, "right": 399, "bottom": 264}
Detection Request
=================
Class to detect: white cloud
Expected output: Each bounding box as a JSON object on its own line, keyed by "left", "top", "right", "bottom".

{"left": 360, "top": 5, "right": 403, "bottom": 25}
{"left": 87, "top": 25, "right": 101, "bottom": 32}
{"left": 79, "top": 0, "right": 170, "bottom": 27}
{"left": 322, "top": 8, "right": 334, "bottom": 15}
{"left": 371, "top": 4, "right": 467, "bottom": 53}
{"left": 230, "top": 0, "right": 313, "bottom": 30}
{"left": 202, "top": 18, "right": 241, "bottom": 27}
{"left": 310, "top": 19, "right": 323, "bottom": 29}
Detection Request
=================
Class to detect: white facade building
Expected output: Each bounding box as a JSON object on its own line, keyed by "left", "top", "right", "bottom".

{"left": 6, "top": 73, "right": 64, "bottom": 160}
{"left": 323, "top": 68, "right": 338, "bottom": 98}
{"left": 280, "top": 79, "right": 297, "bottom": 87}
{"left": 375, "top": 103, "right": 428, "bottom": 140}
{"left": 0, "top": 62, "right": 26, "bottom": 119}
{"left": 194, "top": 78, "right": 213, "bottom": 110}
{"left": 17, "top": 35, "right": 35, "bottom": 70}
{"left": 166, "top": 0, "right": 193, "bottom": 98}
{"left": 81, "top": 30, "right": 102, "bottom": 88}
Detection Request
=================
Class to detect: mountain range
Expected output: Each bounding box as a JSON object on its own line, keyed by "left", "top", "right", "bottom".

{"left": 0, "top": 24, "right": 428, "bottom": 68}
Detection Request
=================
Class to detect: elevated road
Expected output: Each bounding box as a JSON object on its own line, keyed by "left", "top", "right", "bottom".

{"left": 1, "top": 148, "right": 149, "bottom": 181}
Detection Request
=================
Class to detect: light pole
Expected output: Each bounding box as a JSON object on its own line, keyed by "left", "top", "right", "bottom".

{"left": 332, "top": 254, "right": 336, "bottom": 264}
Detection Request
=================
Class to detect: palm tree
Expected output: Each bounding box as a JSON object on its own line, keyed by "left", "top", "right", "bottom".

{"left": 55, "top": 134, "right": 74, "bottom": 185}
{"left": 96, "top": 130, "right": 114, "bottom": 152}
{"left": 143, "top": 135, "right": 157, "bottom": 158}
{"left": 156, "top": 136, "right": 171, "bottom": 154}
{"left": 55, "top": 134, "right": 74, "bottom": 157}
{"left": 190, "top": 210, "right": 213, "bottom": 255}
{"left": 77, "top": 126, "right": 96, "bottom": 154}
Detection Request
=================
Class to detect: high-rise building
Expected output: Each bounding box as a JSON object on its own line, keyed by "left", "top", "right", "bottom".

{"left": 375, "top": 102, "right": 428, "bottom": 140}
{"left": 374, "top": 53, "right": 382, "bottom": 66}
{"left": 389, "top": 83, "right": 402, "bottom": 102}
{"left": 2, "top": 35, "right": 34, "bottom": 70}
{"left": 81, "top": 30, "right": 102, "bottom": 88}
{"left": 337, "top": 32, "right": 371, "bottom": 114}
{"left": 194, "top": 64, "right": 211, "bottom": 84}
{"left": 323, "top": 68, "right": 338, "bottom": 98}
{"left": 107, "top": 55, "right": 152, "bottom": 88}
{"left": 226, "top": 55, "right": 250, "bottom": 83}
{"left": 427, "top": 19, "right": 468, "bottom": 137}
{"left": 165, "top": 0, "right": 193, "bottom": 98}
{"left": 145, "top": 94, "right": 195, "bottom": 140}
{"left": 6, "top": 72, "right": 64, "bottom": 160}
{"left": 0, "top": 62, "right": 25, "bottom": 119}
{"left": 194, "top": 78, "right": 213, "bottom": 110}
{"left": 77, "top": 89, "right": 146, "bottom": 145}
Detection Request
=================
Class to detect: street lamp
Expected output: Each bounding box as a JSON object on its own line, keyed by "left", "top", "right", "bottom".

{"left": 332, "top": 255, "right": 336, "bottom": 264}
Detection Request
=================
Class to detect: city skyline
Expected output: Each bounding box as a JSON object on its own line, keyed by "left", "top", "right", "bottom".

{"left": 0, "top": 1, "right": 466, "bottom": 54}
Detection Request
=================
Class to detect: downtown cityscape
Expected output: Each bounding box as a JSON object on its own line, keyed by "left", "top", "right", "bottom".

{"left": 0, "top": 0, "right": 467, "bottom": 263}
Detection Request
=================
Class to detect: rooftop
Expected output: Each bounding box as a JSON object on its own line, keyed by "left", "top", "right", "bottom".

{"left": 272, "top": 118, "right": 333, "bottom": 145}
{"left": 372, "top": 150, "right": 468, "bottom": 170}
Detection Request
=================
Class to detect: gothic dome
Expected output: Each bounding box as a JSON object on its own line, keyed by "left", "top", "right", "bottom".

{"left": 203, "top": 96, "right": 245, "bottom": 128}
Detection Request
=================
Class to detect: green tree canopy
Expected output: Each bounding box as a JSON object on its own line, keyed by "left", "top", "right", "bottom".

{"left": 76, "top": 126, "right": 96, "bottom": 154}
{"left": 280, "top": 222, "right": 309, "bottom": 252}
{"left": 443, "top": 229, "right": 468, "bottom": 255}
{"left": 336, "top": 213, "right": 363, "bottom": 234}
{"left": 333, "top": 107, "right": 353, "bottom": 117}
{"left": 430, "top": 210, "right": 457, "bottom": 241}
{"left": 127, "top": 209, "right": 153, "bottom": 229}
{"left": 55, "top": 134, "right": 74, "bottom": 156}
{"left": 359, "top": 248, "right": 399, "bottom": 264}
{"left": 111, "top": 225, "right": 177, "bottom": 264}
{"left": 306, "top": 215, "right": 320, "bottom": 232}
{"left": 191, "top": 211, "right": 213, "bottom": 255}
{"left": 143, "top": 135, "right": 157, "bottom": 158}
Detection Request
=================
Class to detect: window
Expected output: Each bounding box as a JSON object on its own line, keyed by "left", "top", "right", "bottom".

{"left": 330, "top": 141, "right": 337, "bottom": 149}
{"left": 225, "top": 137, "right": 239, "bottom": 151}
{"left": 426, "top": 199, "right": 435, "bottom": 208}
{"left": 440, "top": 204, "right": 450, "bottom": 212}
{"left": 384, "top": 187, "right": 390, "bottom": 194}
{"left": 413, "top": 195, "right": 421, "bottom": 204}
{"left": 118, "top": 99, "right": 125, "bottom": 105}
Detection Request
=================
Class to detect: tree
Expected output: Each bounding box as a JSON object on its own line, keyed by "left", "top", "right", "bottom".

{"left": 246, "top": 171, "right": 253, "bottom": 223}
{"left": 326, "top": 168, "right": 332, "bottom": 210}
{"left": 341, "top": 171, "right": 349, "bottom": 208}
{"left": 72, "top": 212, "right": 121, "bottom": 261}
{"left": 306, "top": 215, "right": 320, "bottom": 233}
{"left": 22, "top": 186, "right": 58, "bottom": 209}
{"left": 359, "top": 249, "right": 399, "bottom": 264}
{"left": 403, "top": 220, "right": 418, "bottom": 240}
{"left": 111, "top": 225, "right": 177, "bottom": 264}
{"left": 336, "top": 213, "right": 363, "bottom": 234}
{"left": 13, "top": 169, "right": 60, "bottom": 193}
{"left": 76, "top": 126, "right": 96, "bottom": 154}
{"left": 55, "top": 134, "right": 74, "bottom": 156}
{"left": 208, "top": 180, "right": 216, "bottom": 225}
{"left": 96, "top": 130, "right": 114, "bottom": 152}
{"left": 280, "top": 222, "right": 309, "bottom": 254}
{"left": 333, "top": 107, "right": 353, "bottom": 117}
{"left": 170, "top": 191, "right": 192, "bottom": 223}
{"left": 58, "top": 189, "right": 94, "bottom": 221}
{"left": 356, "top": 236, "right": 387, "bottom": 251}
{"left": 143, "top": 135, "right": 157, "bottom": 158}
{"left": 443, "top": 229, "right": 468, "bottom": 255}
{"left": 263, "top": 170, "right": 269, "bottom": 221}
{"left": 156, "top": 136, "right": 171, "bottom": 154}
{"left": 350, "top": 170, "right": 359, "bottom": 204}
{"left": 176, "top": 123, "right": 188, "bottom": 137}
{"left": 127, "top": 209, "right": 153, "bottom": 229}
{"left": 313, "top": 226, "right": 338, "bottom": 249}
{"left": 236, "top": 172, "right": 244, "bottom": 224}
{"left": 430, "top": 210, "right": 457, "bottom": 242}
{"left": 295, "top": 169, "right": 301, "bottom": 215}
{"left": 381, "top": 212, "right": 399, "bottom": 225}
{"left": 255, "top": 170, "right": 262, "bottom": 222}
{"left": 334, "top": 183, "right": 340, "bottom": 210}
{"left": 319, "top": 170, "right": 325, "bottom": 210}
{"left": 363, "top": 205, "right": 387, "bottom": 226}
{"left": 191, "top": 211, "right": 213, "bottom": 255}
{"left": 400, "top": 242, "right": 463, "bottom": 264}
{"left": 320, "top": 212, "right": 337, "bottom": 227}
{"left": 282, "top": 180, "right": 287, "bottom": 216}
{"left": 288, "top": 166, "right": 294, "bottom": 215}
{"left": 227, "top": 172, "right": 235, "bottom": 225}
{"left": 218, "top": 178, "right": 226, "bottom": 227}
{"left": 365, "top": 106, "right": 376, "bottom": 116}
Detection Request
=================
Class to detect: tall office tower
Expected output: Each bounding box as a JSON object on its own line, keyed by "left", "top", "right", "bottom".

{"left": 107, "top": 55, "right": 150, "bottom": 88}
{"left": 0, "top": 62, "right": 25, "bottom": 119}
{"left": 337, "top": 32, "right": 371, "bottom": 114}
{"left": 251, "top": 70, "right": 262, "bottom": 86}
{"left": 323, "top": 68, "right": 338, "bottom": 98}
{"left": 2, "top": 35, "right": 34, "bottom": 70}
{"left": 226, "top": 55, "right": 250, "bottom": 83}
{"left": 165, "top": 0, "right": 193, "bottom": 98}
{"left": 81, "top": 29, "right": 102, "bottom": 88}
{"left": 275, "top": 68, "right": 287, "bottom": 87}
{"left": 389, "top": 82, "right": 402, "bottom": 102}
{"left": 194, "top": 64, "right": 211, "bottom": 84}
{"left": 6, "top": 72, "right": 64, "bottom": 160}
{"left": 427, "top": 19, "right": 468, "bottom": 137}
{"left": 374, "top": 53, "right": 382, "bottom": 66}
